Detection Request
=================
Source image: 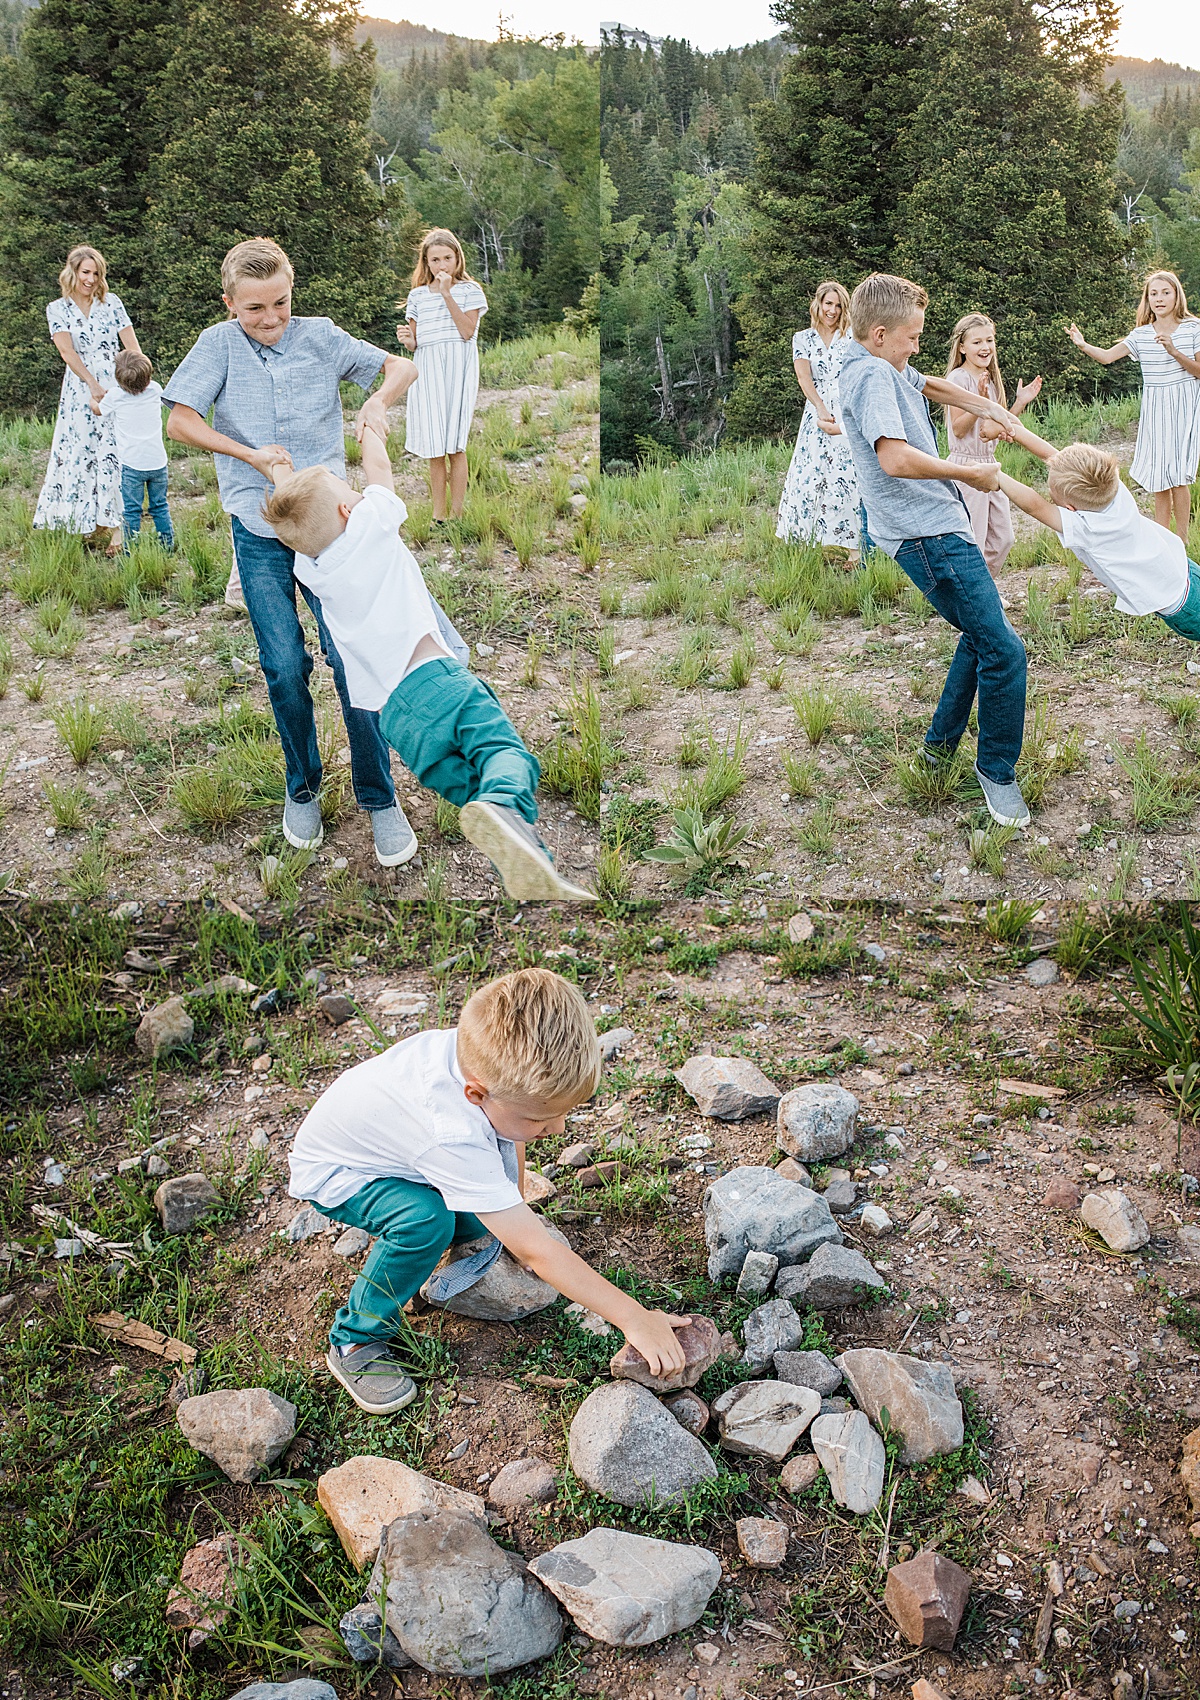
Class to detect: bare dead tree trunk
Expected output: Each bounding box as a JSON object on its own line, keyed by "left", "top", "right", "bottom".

{"left": 655, "top": 333, "right": 675, "bottom": 421}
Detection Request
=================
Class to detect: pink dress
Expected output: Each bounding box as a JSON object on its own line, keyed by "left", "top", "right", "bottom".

{"left": 946, "top": 366, "right": 1014, "bottom": 574}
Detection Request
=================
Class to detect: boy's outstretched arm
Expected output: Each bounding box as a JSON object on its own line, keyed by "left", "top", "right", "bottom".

{"left": 920, "top": 373, "right": 1019, "bottom": 438}
{"left": 1005, "top": 417, "right": 1057, "bottom": 463}
{"left": 997, "top": 471, "right": 1063, "bottom": 533}
{"left": 875, "top": 437, "right": 999, "bottom": 491}
{"left": 357, "top": 413, "right": 396, "bottom": 495}
{"left": 480, "top": 1202, "right": 689, "bottom": 1375}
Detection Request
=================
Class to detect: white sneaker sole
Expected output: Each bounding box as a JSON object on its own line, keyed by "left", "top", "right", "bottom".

{"left": 459, "top": 801, "right": 596, "bottom": 902}
{"left": 325, "top": 1348, "right": 418, "bottom": 1415}
{"left": 373, "top": 821, "right": 420, "bottom": 867}
{"left": 282, "top": 813, "right": 325, "bottom": 851}
{"left": 974, "top": 769, "right": 1030, "bottom": 829}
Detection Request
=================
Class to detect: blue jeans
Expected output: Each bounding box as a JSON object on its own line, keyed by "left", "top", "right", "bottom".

{"left": 231, "top": 518, "right": 395, "bottom": 811}
{"left": 121, "top": 466, "right": 173, "bottom": 551}
{"left": 896, "top": 532, "right": 1027, "bottom": 785}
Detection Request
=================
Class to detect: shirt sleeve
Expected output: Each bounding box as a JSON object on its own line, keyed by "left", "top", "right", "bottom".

{"left": 1122, "top": 326, "right": 1148, "bottom": 360}
{"left": 363, "top": 484, "right": 409, "bottom": 527}
{"left": 414, "top": 1140, "right": 524, "bottom": 1214}
{"left": 325, "top": 319, "right": 387, "bottom": 389}
{"left": 403, "top": 289, "right": 418, "bottom": 320}
{"left": 458, "top": 280, "right": 487, "bottom": 314}
{"left": 97, "top": 389, "right": 119, "bottom": 416}
{"left": 857, "top": 364, "right": 911, "bottom": 446}
{"left": 162, "top": 326, "right": 228, "bottom": 415}
{"left": 107, "top": 293, "right": 132, "bottom": 331}
{"left": 903, "top": 364, "right": 927, "bottom": 392}
{"left": 46, "top": 299, "right": 71, "bottom": 337}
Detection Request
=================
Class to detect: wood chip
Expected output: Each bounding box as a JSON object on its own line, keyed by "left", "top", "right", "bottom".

{"left": 91, "top": 1311, "right": 198, "bottom": 1364}
{"left": 1032, "top": 1588, "right": 1055, "bottom": 1661}
{"left": 523, "top": 1374, "right": 577, "bottom": 1390}
{"left": 218, "top": 895, "right": 256, "bottom": 926}
{"left": 996, "top": 1078, "right": 1067, "bottom": 1099}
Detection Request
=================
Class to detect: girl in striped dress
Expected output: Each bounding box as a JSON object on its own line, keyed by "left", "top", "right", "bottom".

{"left": 397, "top": 229, "right": 488, "bottom": 521}
{"left": 1068, "top": 270, "right": 1200, "bottom": 541}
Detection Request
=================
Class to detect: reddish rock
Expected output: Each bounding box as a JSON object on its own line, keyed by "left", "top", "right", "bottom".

{"left": 884, "top": 1550, "right": 971, "bottom": 1651}
{"left": 317, "top": 1455, "right": 485, "bottom": 1569}
{"left": 610, "top": 1317, "right": 735, "bottom": 1393}
{"left": 577, "top": 1161, "right": 621, "bottom": 1189}
{"left": 1042, "top": 1177, "right": 1082, "bottom": 1210}
{"left": 1182, "top": 1427, "right": 1200, "bottom": 1519}
{"left": 663, "top": 1390, "right": 710, "bottom": 1435}
{"left": 736, "top": 1517, "right": 789, "bottom": 1567}
{"left": 165, "top": 1535, "right": 239, "bottom": 1647}
{"left": 780, "top": 1454, "right": 822, "bottom": 1495}
{"left": 912, "top": 1682, "right": 952, "bottom": 1700}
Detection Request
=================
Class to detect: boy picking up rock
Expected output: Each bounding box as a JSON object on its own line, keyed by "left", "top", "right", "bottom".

{"left": 288, "top": 968, "right": 690, "bottom": 1414}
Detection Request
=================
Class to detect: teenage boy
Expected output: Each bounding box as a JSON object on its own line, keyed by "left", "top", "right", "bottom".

{"left": 163, "top": 237, "right": 458, "bottom": 867}
{"left": 98, "top": 350, "right": 173, "bottom": 554}
{"left": 289, "top": 968, "right": 690, "bottom": 1414}
{"left": 838, "top": 273, "right": 1032, "bottom": 828}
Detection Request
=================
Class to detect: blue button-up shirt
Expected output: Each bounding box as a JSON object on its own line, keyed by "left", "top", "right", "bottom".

{"left": 163, "top": 316, "right": 388, "bottom": 538}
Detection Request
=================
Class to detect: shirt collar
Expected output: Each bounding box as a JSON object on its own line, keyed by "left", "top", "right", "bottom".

{"left": 238, "top": 320, "right": 294, "bottom": 360}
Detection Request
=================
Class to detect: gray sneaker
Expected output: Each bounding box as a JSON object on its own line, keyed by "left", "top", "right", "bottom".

{"left": 973, "top": 763, "right": 1031, "bottom": 828}
{"left": 459, "top": 800, "right": 596, "bottom": 902}
{"left": 325, "top": 1345, "right": 417, "bottom": 1416}
{"left": 371, "top": 802, "right": 418, "bottom": 867}
{"left": 283, "top": 794, "right": 324, "bottom": 850}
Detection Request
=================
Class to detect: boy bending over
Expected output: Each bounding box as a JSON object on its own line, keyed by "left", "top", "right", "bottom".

{"left": 837, "top": 273, "right": 1032, "bottom": 827}
{"left": 262, "top": 396, "right": 593, "bottom": 902}
{"left": 289, "top": 968, "right": 689, "bottom": 1413}
{"left": 997, "top": 425, "right": 1199, "bottom": 640}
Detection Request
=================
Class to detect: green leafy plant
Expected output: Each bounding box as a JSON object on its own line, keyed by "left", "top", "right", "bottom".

{"left": 983, "top": 898, "right": 1040, "bottom": 942}
{"left": 1116, "top": 905, "right": 1200, "bottom": 1111}
{"left": 644, "top": 807, "right": 748, "bottom": 887}
{"left": 50, "top": 696, "right": 106, "bottom": 766}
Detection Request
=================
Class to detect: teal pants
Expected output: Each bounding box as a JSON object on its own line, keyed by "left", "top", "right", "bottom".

{"left": 1160, "top": 559, "right": 1200, "bottom": 642}
{"left": 311, "top": 1177, "right": 486, "bottom": 1350}
{"left": 379, "top": 657, "right": 540, "bottom": 824}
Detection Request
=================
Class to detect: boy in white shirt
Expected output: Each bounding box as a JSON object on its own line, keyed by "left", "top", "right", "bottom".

{"left": 290, "top": 968, "right": 690, "bottom": 1414}
{"left": 997, "top": 426, "right": 1199, "bottom": 638}
{"left": 98, "top": 351, "right": 173, "bottom": 555}
{"left": 261, "top": 396, "right": 593, "bottom": 901}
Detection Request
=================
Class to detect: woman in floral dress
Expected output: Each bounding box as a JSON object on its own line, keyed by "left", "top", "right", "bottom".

{"left": 34, "top": 245, "right": 145, "bottom": 549}
{"left": 776, "top": 280, "right": 861, "bottom": 562}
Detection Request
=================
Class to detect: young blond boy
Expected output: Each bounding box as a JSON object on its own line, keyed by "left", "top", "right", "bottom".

{"left": 996, "top": 426, "right": 1199, "bottom": 638}
{"left": 289, "top": 968, "right": 688, "bottom": 1414}
{"left": 99, "top": 350, "right": 173, "bottom": 554}
{"left": 836, "top": 273, "right": 1033, "bottom": 827}
{"left": 260, "top": 403, "right": 594, "bottom": 903}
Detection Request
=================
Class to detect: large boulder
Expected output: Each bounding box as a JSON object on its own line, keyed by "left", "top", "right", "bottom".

{"left": 568, "top": 1382, "right": 718, "bottom": 1507}
{"left": 776, "top": 1082, "right": 858, "bottom": 1163}
{"left": 809, "top": 1410, "right": 885, "bottom": 1514}
{"left": 740, "top": 1299, "right": 804, "bottom": 1374}
{"left": 610, "top": 1316, "right": 735, "bottom": 1392}
{"left": 529, "top": 1527, "right": 720, "bottom": 1645}
{"left": 155, "top": 1174, "right": 221, "bottom": 1235}
{"left": 775, "top": 1243, "right": 888, "bottom": 1309}
{"left": 1081, "top": 1190, "right": 1150, "bottom": 1253}
{"left": 317, "top": 1455, "right": 485, "bottom": 1569}
{"left": 420, "top": 1225, "right": 570, "bottom": 1320}
{"left": 703, "top": 1166, "right": 841, "bottom": 1282}
{"left": 676, "top": 1056, "right": 782, "bottom": 1121}
{"left": 837, "top": 1350, "right": 963, "bottom": 1464}
{"left": 176, "top": 1388, "right": 295, "bottom": 1483}
{"left": 712, "top": 1380, "right": 820, "bottom": 1463}
{"left": 230, "top": 1685, "right": 338, "bottom": 1700}
{"left": 375, "top": 1511, "right": 563, "bottom": 1675}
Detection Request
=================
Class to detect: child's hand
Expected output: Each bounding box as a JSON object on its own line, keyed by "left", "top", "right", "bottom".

{"left": 396, "top": 322, "right": 416, "bottom": 352}
{"left": 622, "top": 1311, "right": 692, "bottom": 1378}
{"left": 816, "top": 414, "right": 842, "bottom": 435}
{"left": 958, "top": 461, "right": 1000, "bottom": 493}
{"left": 1156, "top": 330, "right": 1177, "bottom": 353}
{"left": 431, "top": 272, "right": 454, "bottom": 299}
{"left": 250, "top": 444, "right": 293, "bottom": 480}
{"left": 981, "top": 402, "right": 1019, "bottom": 440}
{"left": 1014, "top": 375, "right": 1042, "bottom": 408}
{"left": 1066, "top": 323, "right": 1085, "bottom": 347}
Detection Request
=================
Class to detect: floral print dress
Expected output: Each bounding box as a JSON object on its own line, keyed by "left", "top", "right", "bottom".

{"left": 776, "top": 326, "right": 861, "bottom": 549}
{"left": 34, "top": 293, "right": 131, "bottom": 533}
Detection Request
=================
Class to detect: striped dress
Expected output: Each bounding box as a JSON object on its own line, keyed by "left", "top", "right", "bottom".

{"left": 1123, "top": 319, "right": 1200, "bottom": 493}
{"left": 402, "top": 279, "right": 488, "bottom": 458}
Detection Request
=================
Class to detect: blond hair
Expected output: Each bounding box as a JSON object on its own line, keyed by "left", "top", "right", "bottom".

{"left": 456, "top": 968, "right": 601, "bottom": 1106}
{"left": 849, "top": 273, "right": 928, "bottom": 341}
{"left": 115, "top": 350, "right": 153, "bottom": 394}
{"left": 260, "top": 466, "right": 340, "bottom": 557}
{"left": 410, "top": 227, "right": 475, "bottom": 290}
{"left": 1047, "top": 443, "right": 1121, "bottom": 511}
{"left": 809, "top": 280, "right": 850, "bottom": 335}
{"left": 59, "top": 245, "right": 108, "bottom": 304}
{"left": 222, "top": 238, "right": 294, "bottom": 301}
{"left": 945, "top": 312, "right": 1008, "bottom": 409}
{"left": 1135, "top": 269, "right": 1195, "bottom": 327}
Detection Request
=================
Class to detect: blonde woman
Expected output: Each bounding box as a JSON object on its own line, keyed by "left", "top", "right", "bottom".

{"left": 397, "top": 228, "right": 488, "bottom": 521}
{"left": 944, "top": 312, "right": 1041, "bottom": 574}
{"left": 776, "top": 280, "right": 861, "bottom": 561}
{"left": 1069, "top": 270, "right": 1200, "bottom": 538}
{"left": 34, "top": 244, "right": 144, "bottom": 548}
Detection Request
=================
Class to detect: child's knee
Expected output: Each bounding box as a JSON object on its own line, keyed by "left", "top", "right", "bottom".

{"left": 380, "top": 1191, "right": 456, "bottom": 1256}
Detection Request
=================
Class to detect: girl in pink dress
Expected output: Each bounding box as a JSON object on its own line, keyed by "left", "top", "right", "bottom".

{"left": 944, "top": 313, "right": 1042, "bottom": 575}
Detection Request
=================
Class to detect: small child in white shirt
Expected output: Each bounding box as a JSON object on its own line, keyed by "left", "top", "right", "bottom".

{"left": 98, "top": 350, "right": 173, "bottom": 556}
{"left": 261, "top": 382, "right": 594, "bottom": 903}
{"left": 998, "top": 425, "right": 1199, "bottom": 640}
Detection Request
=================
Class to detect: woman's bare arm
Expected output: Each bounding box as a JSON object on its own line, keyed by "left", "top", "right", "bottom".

{"left": 51, "top": 330, "right": 103, "bottom": 399}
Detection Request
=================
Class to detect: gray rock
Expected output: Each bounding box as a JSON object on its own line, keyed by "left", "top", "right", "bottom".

{"left": 861, "top": 943, "right": 888, "bottom": 964}
{"left": 317, "top": 993, "right": 356, "bottom": 1025}
{"left": 230, "top": 1685, "right": 339, "bottom": 1700}
{"left": 529, "top": 1527, "right": 720, "bottom": 1646}
{"left": 339, "top": 1601, "right": 413, "bottom": 1669}
{"left": 809, "top": 1410, "right": 885, "bottom": 1513}
{"left": 488, "top": 1458, "right": 558, "bottom": 1510}
{"left": 740, "top": 1298, "right": 804, "bottom": 1373}
{"left": 1177, "top": 1224, "right": 1200, "bottom": 1261}
{"left": 712, "top": 1380, "right": 821, "bottom": 1463}
{"left": 559, "top": 1141, "right": 596, "bottom": 1167}
{"left": 377, "top": 1511, "right": 563, "bottom": 1675}
{"left": 837, "top": 1349, "right": 963, "bottom": 1464}
{"left": 136, "top": 996, "right": 195, "bottom": 1060}
{"left": 777, "top": 1082, "right": 858, "bottom": 1163}
{"left": 421, "top": 1226, "right": 569, "bottom": 1320}
{"left": 823, "top": 1179, "right": 857, "bottom": 1216}
{"left": 676, "top": 1056, "right": 782, "bottom": 1121}
{"left": 568, "top": 1382, "right": 718, "bottom": 1507}
{"left": 735, "top": 1250, "right": 779, "bottom": 1299}
{"left": 1023, "top": 957, "right": 1059, "bottom": 986}
{"left": 176, "top": 1388, "right": 296, "bottom": 1482}
{"left": 820, "top": 1396, "right": 851, "bottom": 1414}
{"left": 663, "top": 1391, "right": 709, "bottom": 1436}
{"left": 1081, "top": 1190, "right": 1150, "bottom": 1253}
{"left": 286, "top": 1205, "right": 331, "bottom": 1243}
{"left": 155, "top": 1174, "right": 221, "bottom": 1235}
{"left": 599, "top": 1028, "right": 635, "bottom": 1062}
{"left": 860, "top": 1204, "right": 893, "bottom": 1237}
{"left": 772, "top": 1349, "right": 842, "bottom": 1397}
{"left": 703, "top": 1166, "right": 841, "bottom": 1281}
{"left": 775, "top": 1242, "right": 888, "bottom": 1309}
{"left": 332, "top": 1227, "right": 371, "bottom": 1258}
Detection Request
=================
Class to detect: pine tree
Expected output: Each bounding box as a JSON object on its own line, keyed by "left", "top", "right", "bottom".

{"left": 725, "top": 0, "right": 940, "bottom": 440}
{"left": 0, "top": 0, "right": 175, "bottom": 411}
{"left": 142, "top": 0, "right": 395, "bottom": 369}
{"left": 892, "top": 0, "right": 1135, "bottom": 395}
